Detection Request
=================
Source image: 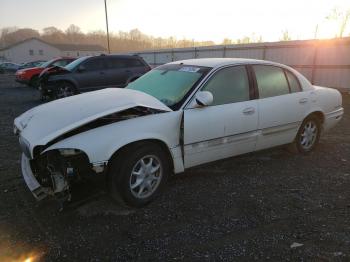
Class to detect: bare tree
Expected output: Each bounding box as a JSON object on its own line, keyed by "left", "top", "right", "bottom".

{"left": 280, "top": 30, "right": 292, "bottom": 41}
{"left": 326, "top": 8, "right": 350, "bottom": 38}
{"left": 65, "top": 24, "right": 84, "bottom": 44}
{"left": 0, "top": 28, "right": 39, "bottom": 46}
{"left": 42, "top": 26, "right": 67, "bottom": 43}
{"left": 0, "top": 25, "right": 264, "bottom": 53}
{"left": 222, "top": 38, "right": 233, "bottom": 45}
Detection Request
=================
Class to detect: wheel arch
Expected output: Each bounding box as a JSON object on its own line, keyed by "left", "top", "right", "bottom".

{"left": 60, "top": 79, "right": 78, "bottom": 91}
{"left": 107, "top": 139, "right": 175, "bottom": 174}
{"left": 304, "top": 110, "right": 325, "bottom": 125}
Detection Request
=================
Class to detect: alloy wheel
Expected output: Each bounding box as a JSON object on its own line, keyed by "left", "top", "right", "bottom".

{"left": 300, "top": 120, "right": 318, "bottom": 150}
{"left": 129, "top": 155, "right": 162, "bottom": 199}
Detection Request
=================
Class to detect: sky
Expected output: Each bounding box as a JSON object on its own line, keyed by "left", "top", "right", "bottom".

{"left": 0, "top": 0, "right": 350, "bottom": 43}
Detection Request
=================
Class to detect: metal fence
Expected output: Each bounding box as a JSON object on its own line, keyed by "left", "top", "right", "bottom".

{"left": 132, "top": 38, "right": 350, "bottom": 92}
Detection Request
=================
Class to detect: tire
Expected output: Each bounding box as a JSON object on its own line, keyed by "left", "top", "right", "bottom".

{"left": 55, "top": 82, "right": 76, "bottom": 99}
{"left": 108, "top": 142, "right": 170, "bottom": 207}
{"left": 292, "top": 116, "right": 321, "bottom": 153}
{"left": 29, "top": 75, "right": 39, "bottom": 88}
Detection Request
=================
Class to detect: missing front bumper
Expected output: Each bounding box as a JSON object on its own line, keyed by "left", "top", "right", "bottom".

{"left": 21, "top": 154, "right": 48, "bottom": 200}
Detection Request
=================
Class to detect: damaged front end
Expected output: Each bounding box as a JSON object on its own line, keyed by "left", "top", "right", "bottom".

{"left": 16, "top": 104, "right": 169, "bottom": 204}
{"left": 39, "top": 66, "right": 71, "bottom": 99}
{"left": 22, "top": 148, "right": 93, "bottom": 202}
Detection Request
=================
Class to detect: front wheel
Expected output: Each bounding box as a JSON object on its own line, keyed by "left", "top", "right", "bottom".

{"left": 293, "top": 116, "right": 321, "bottom": 153}
{"left": 55, "top": 82, "right": 76, "bottom": 99}
{"left": 108, "top": 143, "right": 170, "bottom": 207}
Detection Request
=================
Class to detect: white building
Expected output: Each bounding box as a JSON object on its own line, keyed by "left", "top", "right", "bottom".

{"left": 0, "top": 38, "right": 106, "bottom": 64}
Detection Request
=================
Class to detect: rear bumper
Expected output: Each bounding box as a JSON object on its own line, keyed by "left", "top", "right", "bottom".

{"left": 323, "top": 107, "right": 344, "bottom": 132}
{"left": 21, "top": 154, "right": 48, "bottom": 200}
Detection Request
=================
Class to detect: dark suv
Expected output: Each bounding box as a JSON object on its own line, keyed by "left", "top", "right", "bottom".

{"left": 39, "top": 55, "right": 151, "bottom": 99}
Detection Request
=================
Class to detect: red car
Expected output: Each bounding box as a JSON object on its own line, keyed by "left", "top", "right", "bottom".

{"left": 15, "top": 57, "right": 75, "bottom": 87}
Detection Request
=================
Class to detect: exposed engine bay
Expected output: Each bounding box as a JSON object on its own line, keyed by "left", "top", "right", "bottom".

{"left": 29, "top": 149, "right": 92, "bottom": 204}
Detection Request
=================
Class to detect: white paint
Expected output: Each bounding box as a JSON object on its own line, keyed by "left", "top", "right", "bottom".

{"left": 14, "top": 59, "right": 344, "bottom": 178}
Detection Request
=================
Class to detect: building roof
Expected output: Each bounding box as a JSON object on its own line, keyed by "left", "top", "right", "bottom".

{"left": 0, "top": 37, "right": 106, "bottom": 52}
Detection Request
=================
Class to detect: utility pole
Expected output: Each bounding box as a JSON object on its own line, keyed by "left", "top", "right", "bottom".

{"left": 104, "top": 0, "right": 111, "bottom": 54}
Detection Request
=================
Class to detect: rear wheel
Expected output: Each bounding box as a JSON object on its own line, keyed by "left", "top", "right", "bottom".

{"left": 292, "top": 116, "right": 321, "bottom": 153}
{"left": 108, "top": 142, "right": 170, "bottom": 207}
{"left": 55, "top": 82, "right": 76, "bottom": 99}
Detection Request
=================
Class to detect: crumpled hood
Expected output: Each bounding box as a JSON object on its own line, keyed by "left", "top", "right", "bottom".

{"left": 15, "top": 88, "right": 171, "bottom": 147}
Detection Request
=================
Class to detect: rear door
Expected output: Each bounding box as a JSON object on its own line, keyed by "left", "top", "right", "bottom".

{"left": 252, "top": 65, "right": 310, "bottom": 150}
{"left": 104, "top": 57, "right": 129, "bottom": 87}
{"left": 104, "top": 57, "right": 149, "bottom": 87}
{"left": 183, "top": 65, "right": 259, "bottom": 168}
{"left": 74, "top": 57, "right": 107, "bottom": 91}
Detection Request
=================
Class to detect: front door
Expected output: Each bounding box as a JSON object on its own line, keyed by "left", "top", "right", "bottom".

{"left": 183, "top": 65, "right": 259, "bottom": 168}
{"left": 74, "top": 57, "right": 107, "bottom": 91}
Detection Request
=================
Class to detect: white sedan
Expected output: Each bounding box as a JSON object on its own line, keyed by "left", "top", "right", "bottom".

{"left": 14, "top": 58, "right": 344, "bottom": 207}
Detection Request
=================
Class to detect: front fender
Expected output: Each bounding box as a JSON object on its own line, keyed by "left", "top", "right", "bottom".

{"left": 43, "top": 111, "right": 182, "bottom": 165}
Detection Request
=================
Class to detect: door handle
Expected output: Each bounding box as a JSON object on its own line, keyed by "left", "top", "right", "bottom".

{"left": 243, "top": 107, "right": 255, "bottom": 115}
{"left": 299, "top": 98, "right": 308, "bottom": 104}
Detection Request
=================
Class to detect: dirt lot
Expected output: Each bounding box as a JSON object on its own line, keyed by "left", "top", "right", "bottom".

{"left": 0, "top": 74, "right": 349, "bottom": 261}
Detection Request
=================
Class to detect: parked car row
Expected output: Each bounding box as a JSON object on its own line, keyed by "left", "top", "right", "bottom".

{"left": 14, "top": 54, "right": 151, "bottom": 100}
{"left": 39, "top": 54, "right": 151, "bottom": 99}
{"left": 18, "top": 60, "right": 47, "bottom": 70}
{"left": 0, "top": 62, "right": 21, "bottom": 73}
{"left": 0, "top": 60, "right": 47, "bottom": 74}
{"left": 15, "top": 57, "right": 75, "bottom": 87}
{"left": 14, "top": 58, "right": 344, "bottom": 208}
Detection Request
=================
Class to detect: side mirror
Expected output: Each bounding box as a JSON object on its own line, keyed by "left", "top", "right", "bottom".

{"left": 195, "top": 91, "right": 213, "bottom": 107}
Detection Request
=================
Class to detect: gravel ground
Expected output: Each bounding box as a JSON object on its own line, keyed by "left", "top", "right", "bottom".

{"left": 0, "top": 74, "right": 349, "bottom": 261}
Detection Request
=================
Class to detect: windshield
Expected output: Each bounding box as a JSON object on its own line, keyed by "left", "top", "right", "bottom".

{"left": 127, "top": 64, "right": 210, "bottom": 110}
{"left": 40, "top": 59, "right": 54, "bottom": 68}
{"left": 65, "top": 56, "right": 90, "bottom": 71}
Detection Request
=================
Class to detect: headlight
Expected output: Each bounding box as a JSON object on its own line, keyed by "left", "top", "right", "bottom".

{"left": 58, "top": 149, "right": 82, "bottom": 156}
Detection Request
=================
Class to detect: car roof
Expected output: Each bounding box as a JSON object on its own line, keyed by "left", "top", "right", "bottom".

{"left": 101, "top": 54, "right": 142, "bottom": 59}
{"left": 168, "top": 58, "right": 313, "bottom": 91}
{"left": 168, "top": 58, "right": 288, "bottom": 69}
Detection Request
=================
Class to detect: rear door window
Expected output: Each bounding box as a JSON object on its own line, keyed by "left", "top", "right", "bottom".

{"left": 253, "top": 65, "right": 290, "bottom": 98}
